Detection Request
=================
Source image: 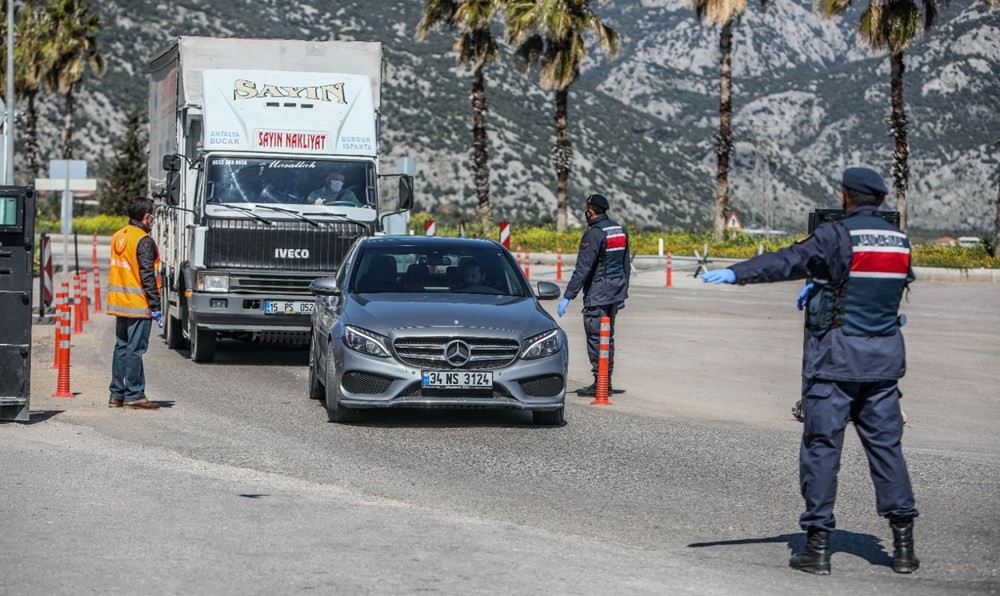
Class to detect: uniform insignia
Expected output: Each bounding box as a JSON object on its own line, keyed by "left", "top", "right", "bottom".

{"left": 795, "top": 234, "right": 812, "bottom": 245}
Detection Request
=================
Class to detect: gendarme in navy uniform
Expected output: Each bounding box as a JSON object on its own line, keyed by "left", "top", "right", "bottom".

{"left": 557, "top": 194, "right": 630, "bottom": 396}
{"left": 701, "top": 167, "right": 919, "bottom": 576}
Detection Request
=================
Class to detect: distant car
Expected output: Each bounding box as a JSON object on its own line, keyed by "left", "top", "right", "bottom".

{"left": 307, "top": 236, "right": 568, "bottom": 425}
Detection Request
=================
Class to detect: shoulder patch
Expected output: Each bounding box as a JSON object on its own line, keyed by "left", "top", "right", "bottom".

{"left": 795, "top": 234, "right": 813, "bottom": 245}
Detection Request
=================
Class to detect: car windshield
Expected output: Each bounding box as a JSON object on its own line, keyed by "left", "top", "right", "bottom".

{"left": 352, "top": 243, "right": 527, "bottom": 297}
{"left": 205, "top": 157, "right": 373, "bottom": 207}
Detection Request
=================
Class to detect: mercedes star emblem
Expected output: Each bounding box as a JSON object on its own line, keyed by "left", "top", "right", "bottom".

{"left": 444, "top": 339, "right": 472, "bottom": 367}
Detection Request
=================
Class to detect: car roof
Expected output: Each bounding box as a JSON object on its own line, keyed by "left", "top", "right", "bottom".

{"left": 364, "top": 235, "right": 503, "bottom": 248}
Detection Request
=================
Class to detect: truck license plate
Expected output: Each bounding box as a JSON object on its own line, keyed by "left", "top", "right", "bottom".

{"left": 264, "top": 300, "right": 315, "bottom": 315}
{"left": 422, "top": 371, "right": 493, "bottom": 389}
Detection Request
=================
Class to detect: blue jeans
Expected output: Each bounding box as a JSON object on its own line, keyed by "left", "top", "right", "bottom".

{"left": 109, "top": 317, "right": 152, "bottom": 401}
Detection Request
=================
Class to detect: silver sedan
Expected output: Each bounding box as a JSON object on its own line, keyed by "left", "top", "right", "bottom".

{"left": 307, "top": 236, "right": 568, "bottom": 424}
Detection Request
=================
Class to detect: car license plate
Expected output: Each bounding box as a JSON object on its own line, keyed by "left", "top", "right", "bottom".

{"left": 264, "top": 300, "right": 315, "bottom": 315}
{"left": 422, "top": 370, "right": 493, "bottom": 389}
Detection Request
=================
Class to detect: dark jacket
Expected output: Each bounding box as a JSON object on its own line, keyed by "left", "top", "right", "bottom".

{"left": 564, "top": 214, "right": 630, "bottom": 307}
{"left": 131, "top": 219, "right": 161, "bottom": 311}
{"left": 728, "top": 206, "right": 913, "bottom": 382}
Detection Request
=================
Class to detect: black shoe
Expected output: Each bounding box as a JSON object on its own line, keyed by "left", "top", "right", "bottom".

{"left": 891, "top": 520, "right": 919, "bottom": 573}
{"left": 577, "top": 383, "right": 597, "bottom": 397}
{"left": 789, "top": 529, "right": 831, "bottom": 575}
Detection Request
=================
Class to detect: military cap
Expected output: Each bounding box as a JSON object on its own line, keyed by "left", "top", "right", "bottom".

{"left": 586, "top": 193, "right": 610, "bottom": 211}
{"left": 841, "top": 167, "right": 889, "bottom": 196}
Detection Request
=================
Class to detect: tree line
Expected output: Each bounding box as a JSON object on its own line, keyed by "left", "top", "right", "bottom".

{"left": 417, "top": 0, "right": 998, "bottom": 238}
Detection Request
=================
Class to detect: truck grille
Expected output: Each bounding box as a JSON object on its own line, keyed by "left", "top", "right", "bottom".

{"left": 229, "top": 273, "right": 317, "bottom": 295}
{"left": 205, "top": 218, "right": 367, "bottom": 271}
{"left": 393, "top": 337, "right": 520, "bottom": 370}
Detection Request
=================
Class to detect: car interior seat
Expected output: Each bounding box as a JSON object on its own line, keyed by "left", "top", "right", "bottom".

{"left": 358, "top": 255, "right": 399, "bottom": 292}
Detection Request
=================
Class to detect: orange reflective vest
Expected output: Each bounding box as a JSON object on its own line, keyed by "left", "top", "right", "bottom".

{"left": 107, "top": 225, "right": 161, "bottom": 318}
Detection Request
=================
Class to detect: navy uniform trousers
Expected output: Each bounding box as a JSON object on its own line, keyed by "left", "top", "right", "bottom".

{"left": 800, "top": 379, "right": 918, "bottom": 531}
{"left": 584, "top": 303, "right": 618, "bottom": 377}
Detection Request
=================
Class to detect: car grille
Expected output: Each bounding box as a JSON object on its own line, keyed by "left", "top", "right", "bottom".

{"left": 400, "top": 381, "right": 512, "bottom": 399}
{"left": 342, "top": 372, "right": 394, "bottom": 394}
{"left": 393, "top": 337, "right": 520, "bottom": 370}
{"left": 229, "top": 273, "right": 320, "bottom": 295}
{"left": 520, "top": 375, "right": 564, "bottom": 397}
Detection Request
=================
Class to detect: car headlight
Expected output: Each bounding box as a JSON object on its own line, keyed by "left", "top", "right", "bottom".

{"left": 196, "top": 273, "right": 229, "bottom": 293}
{"left": 343, "top": 325, "right": 391, "bottom": 358}
{"left": 521, "top": 329, "right": 562, "bottom": 360}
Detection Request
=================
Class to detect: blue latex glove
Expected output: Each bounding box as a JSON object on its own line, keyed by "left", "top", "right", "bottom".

{"left": 796, "top": 283, "right": 814, "bottom": 311}
{"left": 151, "top": 310, "right": 164, "bottom": 328}
{"left": 701, "top": 269, "right": 736, "bottom": 284}
{"left": 557, "top": 298, "right": 570, "bottom": 318}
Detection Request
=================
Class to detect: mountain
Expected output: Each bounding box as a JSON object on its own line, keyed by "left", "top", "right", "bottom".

{"left": 25, "top": 0, "right": 1000, "bottom": 234}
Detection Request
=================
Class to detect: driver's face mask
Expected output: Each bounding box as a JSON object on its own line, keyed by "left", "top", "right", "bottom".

{"left": 328, "top": 180, "right": 344, "bottom": 192}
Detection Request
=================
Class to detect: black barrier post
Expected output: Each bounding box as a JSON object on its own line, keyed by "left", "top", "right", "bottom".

{"left": 38, "top": 233, "right": 45, "bottom": 320}
{"left": 0, "top": 187, "right": 37, "bottom": 422}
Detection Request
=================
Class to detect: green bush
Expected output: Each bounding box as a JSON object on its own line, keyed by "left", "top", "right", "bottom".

{"left": 36, "top": 214, "right": 128, "bottom": 236}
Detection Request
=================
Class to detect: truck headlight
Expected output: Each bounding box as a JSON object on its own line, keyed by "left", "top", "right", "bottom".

{"left": 343, "top": 325, "right": 391, "bottom": 358}
{"left": 521, "top": 329, "right": 562, "bottom": 360}
{"left": 196, "top": 273, "right": 229, "bottom": 293}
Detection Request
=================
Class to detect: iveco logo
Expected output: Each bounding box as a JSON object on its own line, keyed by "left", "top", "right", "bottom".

{"left": 275, "top": 248, "right": 310, "bottom": 258}
{"left": 444, "top": 340, "right": 472, "bottom": 367}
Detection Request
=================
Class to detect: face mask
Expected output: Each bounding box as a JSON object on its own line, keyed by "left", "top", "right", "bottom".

{"left": 328, "top": 180, "right": 344, "bottom": 192}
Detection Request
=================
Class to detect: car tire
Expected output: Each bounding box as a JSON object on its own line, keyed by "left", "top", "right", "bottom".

{"left": 324, "top": 346, "right": 358, "bottom": 423}
{"left": 532, "top": 407, "right": 564, "bottom": 426}
{"left": 308, "top": 333, "right": 324, "bottom": 399}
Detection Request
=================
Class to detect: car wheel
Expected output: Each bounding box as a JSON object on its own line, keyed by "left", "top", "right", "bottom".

{"left": 307, "top": 333, "right": 324, "bottom": 399}
{"left": 324, "top": 345, "right": 358, "bottom": 423}
{"left": 532, "top": 407, "right": 564, "bottom": 426}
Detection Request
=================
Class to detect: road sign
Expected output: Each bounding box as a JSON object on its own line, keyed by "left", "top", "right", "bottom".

{"left": 726, "top": 212, "right": 743, "bottom": 230}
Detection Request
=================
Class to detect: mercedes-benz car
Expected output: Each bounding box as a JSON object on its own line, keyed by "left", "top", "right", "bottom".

{"left": 307, "top": 236, "right": 568, "bottom": 425}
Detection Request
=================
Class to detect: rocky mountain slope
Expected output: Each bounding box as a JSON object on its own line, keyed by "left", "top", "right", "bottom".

{"left": 28, "top": 0, "right": 999, "bottom": 233}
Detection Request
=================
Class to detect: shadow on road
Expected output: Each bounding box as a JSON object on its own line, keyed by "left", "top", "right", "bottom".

{"left": 688, "top": 530, "right": 893, "bottom": 568}
{"left": 329, "top": 407, "right": 558, "bottom": 429}
{"left": 21, "top": 410, "right": 64, "bottom": 424}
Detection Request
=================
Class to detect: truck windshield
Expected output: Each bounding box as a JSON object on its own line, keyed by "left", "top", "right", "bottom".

{"left": 205, "top": 157, "right": 373, "bottom": 207}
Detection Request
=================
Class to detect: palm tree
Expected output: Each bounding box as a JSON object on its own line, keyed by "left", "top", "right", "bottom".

{"left": 690, "top": 0, "right": 767, "bottom": 239}
{"left": 505, "top": 0, "right": 619, "bottom": 233}
{"left": 13, "top": 3, "right": 52, "bottom": 180}
{"left": 819, "top": 0, "right": 947, "bottom": 230}
{"left": 42, "top": 0, "right": 105, "bottom": 160}
{"left": 417, "top": 0, "right": 503, "bottom": 236}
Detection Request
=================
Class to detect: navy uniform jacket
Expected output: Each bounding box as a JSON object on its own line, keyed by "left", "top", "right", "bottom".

{"left": 728, "top": 206, "right": 914, "bottom": 382}
{"left": 564, "top": 214, "right": 631, "bottom": 307}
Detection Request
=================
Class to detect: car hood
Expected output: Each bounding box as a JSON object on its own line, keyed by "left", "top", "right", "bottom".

{"left": 345, "top": 293, "right": 558, "bottom": 341}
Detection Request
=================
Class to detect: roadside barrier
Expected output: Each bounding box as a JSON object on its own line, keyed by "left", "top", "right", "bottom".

{"left": 459, "top": 220, "right": 466, "bottom": 238}
{"left": 93, "top": 266, "right": 102, "bottom": 312}
{"left": 499, "top": 221, "right": 510, "bottom": 249}
{"left": 556, "top": 246, "right": 563, "bottom": 282}
{"left": 91, "top": 234, "right": 98, "bottom": 269}
{"left": 80, "top": 270, "right": 90, "bottom": 323}
{"left": 52, "top": 290, "right": 67, "bottom": 369}
{"left": 665, "top": 251, "right": 673, "bottom": 288}
{"left": 524, "top": 250, "right": 531, "bottom": 280}
{"left": 52, "top": 301, "right": 73, "bottom": 398}
{"left": 425, "top": 220, "right": 436, "bottom": 236}
{"left": 72, "top": 275, "right": 83, "bottom": 335}
{"left": 40, "top": 233, "right": 53, "bottom": 315}
{"left": 592, "top": 316, "right": 612, "bottom": 406}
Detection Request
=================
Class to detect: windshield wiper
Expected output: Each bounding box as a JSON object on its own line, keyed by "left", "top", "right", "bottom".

{"left": 254, "top": 204, "right": 320, "bottom": 227}
{"left": 207, "top": 203, "right": 274, "bottom": 225}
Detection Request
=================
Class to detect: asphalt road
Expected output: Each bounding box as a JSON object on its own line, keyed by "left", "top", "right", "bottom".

{"left": 3, "top": 267, "right": 998, "bottom": 595}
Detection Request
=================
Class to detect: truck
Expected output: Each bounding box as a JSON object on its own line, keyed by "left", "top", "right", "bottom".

{"left": 149, "top": 37, "right": 412, "bottom": 363}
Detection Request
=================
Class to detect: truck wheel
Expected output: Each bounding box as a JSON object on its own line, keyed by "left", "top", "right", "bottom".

{"left": 532, "top": 407, "right": 564, "bottom": 426}
{"left": 307, "top": 334, "right": 324, "bottom": 399}
{"left": 165, "top": 304, "right": 188, "bottom": 350}
{"left": 324, "top": 348, "right": 358, "bottom": 423}
{"left": 188, "top": 316, "right": 216, "bottom": 363}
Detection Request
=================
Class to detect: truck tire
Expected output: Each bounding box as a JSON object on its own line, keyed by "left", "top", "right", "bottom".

{"left": 188, "top": 315, "right": 216, "bottom": 363}
{"left": 324, "top": 348, "right": 358, "bottom": 423}
{"left": 165, "top": 307, "right": 187, "bottom": 350}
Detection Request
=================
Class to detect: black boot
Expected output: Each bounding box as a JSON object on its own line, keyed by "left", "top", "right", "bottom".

{"left": 891, "top": 520, "right": 919, "bottom": 573}
{"left": 789, "top": 529, "right": 831, "bottom": 575}
{"left": 577, "top": 383, "right": 597, "bottom": 397}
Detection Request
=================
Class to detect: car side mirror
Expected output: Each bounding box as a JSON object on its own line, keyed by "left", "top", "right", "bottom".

{"left": 309, "top": 277, "right": 341, "bottom": 296}
{"left": 162, "top": 154, "right": 182, "bottom": 172}
{"left": 536, "top": 281, "right": 560, "bottom": 300}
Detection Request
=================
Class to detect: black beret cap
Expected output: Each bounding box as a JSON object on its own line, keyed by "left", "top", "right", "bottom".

{"left": 841, "top": 167, "right": 889, "bottom": 196}
{"left": 586, "top": 193, "right": 609, "bottom": 211}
